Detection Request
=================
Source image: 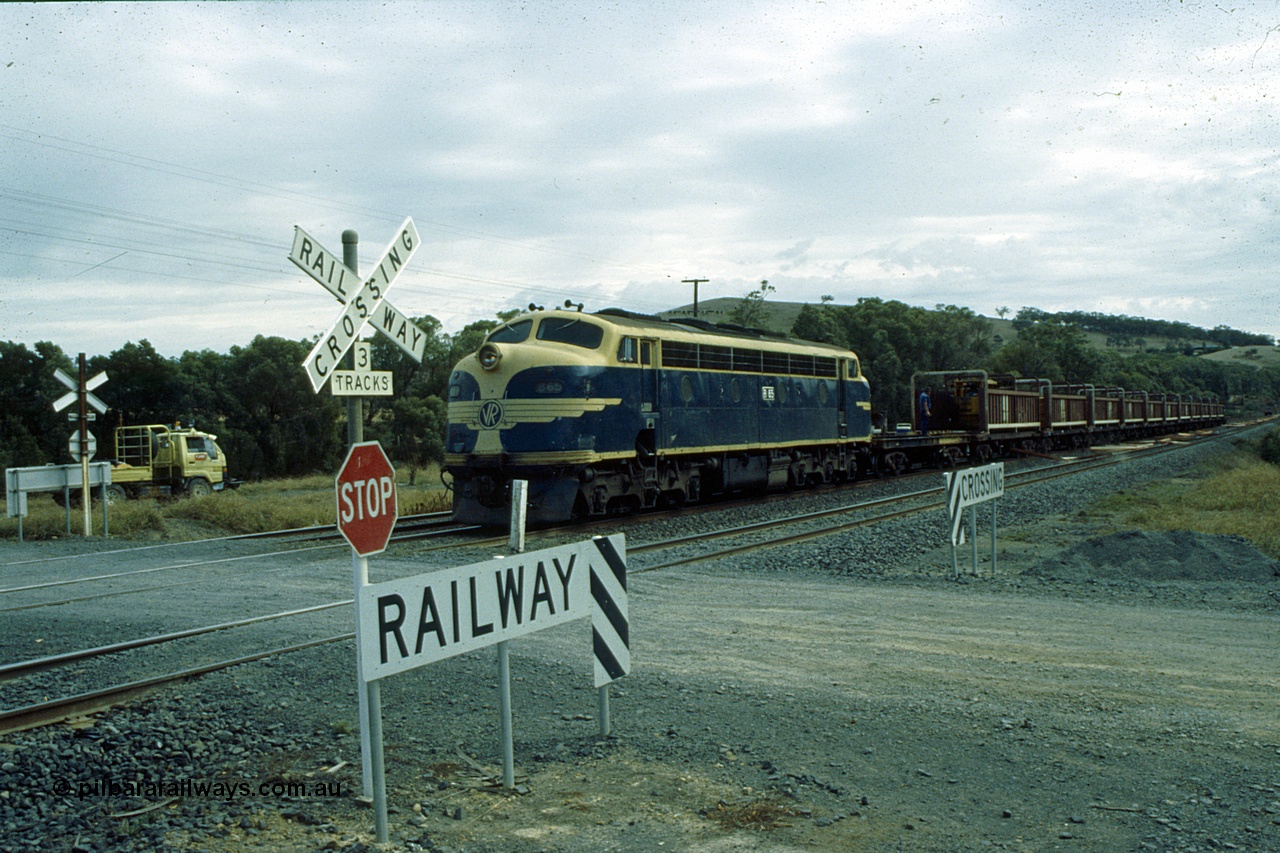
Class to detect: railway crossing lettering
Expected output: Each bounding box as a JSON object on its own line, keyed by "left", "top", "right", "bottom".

{"left": 370, "top": 555, "right": 580, "bottom": 671}
{"left": 293, "top": 218, "right": 423, "bottom": 392}
{"left": 356, "top": 536, "right": 625, "bottom": 682}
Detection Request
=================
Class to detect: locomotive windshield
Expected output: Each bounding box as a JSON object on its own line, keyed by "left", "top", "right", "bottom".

{"left": 536, "top": 317, "right": 604, "bottom": 349}
{"left": 486, "top": 319, "right": 532, "bottom": 344}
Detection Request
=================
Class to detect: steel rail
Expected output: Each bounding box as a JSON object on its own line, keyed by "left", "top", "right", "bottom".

{"left": 0, "top": 600, "right": 350, "bottom": 682}
{"left": 0, "top": 634, "right": 353, "bottom": 735}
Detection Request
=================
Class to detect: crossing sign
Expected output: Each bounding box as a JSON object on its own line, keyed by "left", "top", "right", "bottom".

{"left": 52, "top": 368, "right": 108, "bottom": 416}
{"left": 297, "top": 218, "right": 422, "bottom": 392}
{"left": 290, "top": 225, "right": 427, "bottom": 365}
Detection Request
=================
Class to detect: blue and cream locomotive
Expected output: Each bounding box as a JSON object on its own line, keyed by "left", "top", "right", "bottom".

{"left": 444, "top": 307, "right": 874, "bottom": 524}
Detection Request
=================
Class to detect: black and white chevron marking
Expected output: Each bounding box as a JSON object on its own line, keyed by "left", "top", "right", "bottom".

{"left": 590, "top": 535, "right": 630, "bottom": 688}
{"left": 945, "top": 471, "right": 966, "bottom": 546}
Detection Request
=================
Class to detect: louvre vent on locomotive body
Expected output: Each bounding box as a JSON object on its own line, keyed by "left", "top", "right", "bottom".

{"left": 443, "top": 306, "right": 1226, "bottom": 526}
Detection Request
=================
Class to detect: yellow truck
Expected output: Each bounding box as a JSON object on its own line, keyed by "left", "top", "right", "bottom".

{"left": 105, "top": 423, "right": 237, "bottom": 501}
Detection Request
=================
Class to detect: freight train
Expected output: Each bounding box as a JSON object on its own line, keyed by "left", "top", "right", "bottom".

{"left": 443, "top": 306, "right": 1225, "bottom": 525}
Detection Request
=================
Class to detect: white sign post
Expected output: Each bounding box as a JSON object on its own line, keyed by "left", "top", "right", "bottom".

{"left": 943, "top": 462, "right": 1004, "bottom": 577}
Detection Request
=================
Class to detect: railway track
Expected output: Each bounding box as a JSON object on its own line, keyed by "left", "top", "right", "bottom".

{"left": 0, "top": 426, "right": 1245, "bottom": 736}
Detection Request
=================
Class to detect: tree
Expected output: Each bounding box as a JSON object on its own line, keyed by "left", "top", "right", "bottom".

{"left": 0, "top": 340, "right": 71, "bottom": 468}
{"left": 791, "top": 303, "right": 840, "bottom": 344}
{"left": 93, "top": 340, "right": 183, "bottom": 425}
{"left": 222, "top": 336, "right": 342, "bottom": 480}
{"left": 728, "top": 280, "right": 775, "bottom": 328}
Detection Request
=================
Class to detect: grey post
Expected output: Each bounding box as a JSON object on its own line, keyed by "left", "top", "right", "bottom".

{"left": 499, "top": 479, "right": 529, "bottom": 789}
{"left": 343, "top": 230, "right": 363, "bottom": 446}
{"left": 366, "top": 673, "right": 389, "bottom": 843}
{"left": 343, "top": 229, "right": 375, "bottom": 801}
{"left": 970, "top": 504, "right": 978, "bottom": 575}
{"left": 991, "top": 500, "right": 998, "bottom": 577}
{"left": 78, "top": 354, "right": 91, "bottom": 536}
{"left": 353, "top": 552, "right": 375, "bottom": 799}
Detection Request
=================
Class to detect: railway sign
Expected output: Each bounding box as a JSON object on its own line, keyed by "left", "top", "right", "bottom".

{"left": 943, "top": 461, "right": 1004, "bottom": 577}
{"left": 355, "top": 533, "right": 626, "bottom": 681}
{"left": 330, "top": 341, "right": 394, "bottom": 396}
{"left": 944, "top": 461, "right": 1004, "bottom": 544}
{"left": 68, "top": 429, "right": 97, "bottom": 462}
{"left": 52, "top": 367, "right": 108, "bottom": 415}
{"left": 300, "top": 218, "right": 422, "bottom": 393}
{"left": 289, "top": 225, "right": 427, "bottom": 365}
{"left": 336, "top": 441, "right": 398, "bottom": 556}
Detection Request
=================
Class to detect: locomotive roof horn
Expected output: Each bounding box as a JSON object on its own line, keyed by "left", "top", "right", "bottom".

{"left": 564, "top": 299, "right": 584, "bottom": 312}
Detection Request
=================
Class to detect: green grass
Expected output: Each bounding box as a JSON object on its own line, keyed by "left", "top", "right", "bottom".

{"left": 1, "top": 465, "right": 452, "bottom": 541}
{"left": 1093, "top": 439, "right": 1280, "bottom": 558}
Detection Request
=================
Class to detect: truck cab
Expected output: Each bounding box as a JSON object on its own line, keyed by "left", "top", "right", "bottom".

{"left": 109, "top": 423, "right": 234, "bottom": 499}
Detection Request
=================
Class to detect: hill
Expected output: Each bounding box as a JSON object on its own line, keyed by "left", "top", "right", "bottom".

{"left": 660, "top": 298, "right": 1278, "bottom": 361}
{"left": 1201, "top": 345, "right": 1280, "bottom": 369}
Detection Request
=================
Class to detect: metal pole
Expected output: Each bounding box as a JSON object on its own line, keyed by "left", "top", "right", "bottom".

{"left": 353, "top": 552, "right": 374, "bottom": 798}
{"left": 598, "top": 684, "right": 611, "bottom": 738}
{"left": 970, "top": 505, "right": 978, "bottom": 576}
{"left": 78, "top": 354, "right": 91, "bottom": 536}
{"left": 498, "top": 642, "right": 515, "bottom": 789}
{"left": 991, "top": 500, "right": 998, "bottom": 577}
{"left": 343, "top": 230, "right": 363, "bottom": 446}
{"left": 100, "top": 474, "right": 108, "bottom": 538}
{"left": 366, "top": 679, "right": 389, "bottom": 843}
{"left": 498, "top": 479, "right": 528, "bottom": 790}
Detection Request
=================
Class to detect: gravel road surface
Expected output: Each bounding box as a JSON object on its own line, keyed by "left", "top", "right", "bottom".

{"left": 2, "top": 427, "right": 1278, "bottom": 853}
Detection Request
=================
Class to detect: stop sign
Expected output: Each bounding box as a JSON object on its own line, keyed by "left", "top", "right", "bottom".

{"left": 336, "top": 441, "right": 398, "bottom": 556}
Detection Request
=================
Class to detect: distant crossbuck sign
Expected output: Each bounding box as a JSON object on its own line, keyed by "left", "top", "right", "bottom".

{"left": 292, "top": 218, "right": 423, "bottom": 392}
{"left": 944, "top": 462, "right": 1004, "bottom": 546}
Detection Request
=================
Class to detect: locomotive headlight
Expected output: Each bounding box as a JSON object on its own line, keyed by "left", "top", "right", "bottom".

{"left": 478, "top": 343, "right": 502, "bottom": 371}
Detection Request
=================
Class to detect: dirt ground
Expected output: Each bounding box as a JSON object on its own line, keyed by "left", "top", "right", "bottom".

{"left": 178, "top": 506, "right": 1280, "bottom": 853}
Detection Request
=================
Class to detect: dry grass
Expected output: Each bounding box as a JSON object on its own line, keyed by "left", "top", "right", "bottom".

{"left": 706, "top": 798, "right": 795, "bottom": 831}
{"left": 1, "top": 464, "right": 452, "bottom": 540}
{"left": 1094, "top": 445, "right": 1280, "bottom": 558}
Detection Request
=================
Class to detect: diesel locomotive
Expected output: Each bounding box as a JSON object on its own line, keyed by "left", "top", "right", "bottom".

{"left": 443, "top": 306, "right": 1226, "bottom": 525}
{"left": 445, "top": 307, "right": 872, "bottom": 524}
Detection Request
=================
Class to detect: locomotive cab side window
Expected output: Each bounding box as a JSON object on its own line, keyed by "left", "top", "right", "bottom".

{"left": 617, "top": 336, "right": 638, "bottom": 363}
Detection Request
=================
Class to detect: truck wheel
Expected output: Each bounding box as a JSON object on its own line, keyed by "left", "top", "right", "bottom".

{"left": 187, "top": 478, "right": 213, "bottom": 498}
{"left": 104, "top": 484, "right": 128, "bottom": 504}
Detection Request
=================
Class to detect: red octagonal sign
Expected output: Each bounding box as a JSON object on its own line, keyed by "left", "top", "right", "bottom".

{"left": 336, "top": 441, "right": 398, "bottom": 556}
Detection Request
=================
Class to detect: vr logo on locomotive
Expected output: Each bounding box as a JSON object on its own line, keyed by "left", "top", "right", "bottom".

{"left": 478, "top": 400, "right": 504, "bottom": 430}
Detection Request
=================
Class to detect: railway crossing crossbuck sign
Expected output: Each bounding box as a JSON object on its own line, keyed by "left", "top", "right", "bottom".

{"left": 295, "top": 218, "right": 422, "bottom": 393}
{"left": 336, "top": 441, "right": 398, "bottom": 557}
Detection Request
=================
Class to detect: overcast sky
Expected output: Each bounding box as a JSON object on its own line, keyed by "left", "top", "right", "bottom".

{"left": 2, "top": 1, "right": 1278, "bottom": 360}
